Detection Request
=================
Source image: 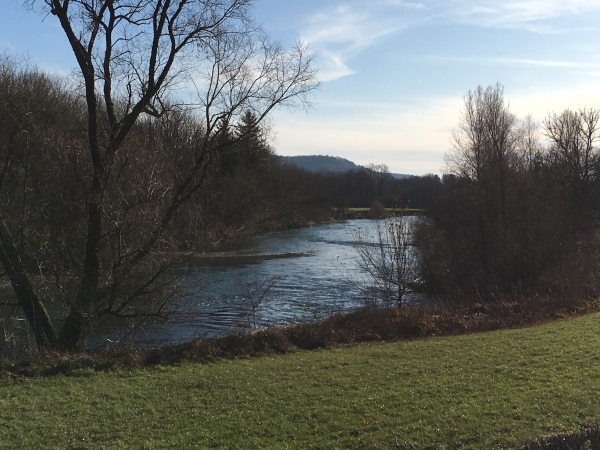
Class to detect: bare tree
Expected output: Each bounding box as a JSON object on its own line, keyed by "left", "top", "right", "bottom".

{"left": 352, "top": 215, "right": 419, "bottom": 308}
{"left": 515, "top": 114, "right": 543, "bottom": 170}
{"left": 0, "top": 56, "right": 89, "bottom": 349}
{"left": 446, "top": 84, "right": 518, "bottom": 227}
{"left": 365, "top": 163, "right": 392, "bottom": 199}
{"left": 6, "top": 0, "right": 318, "bottom": 350}
{"left": 418, "top": 86, "right": 587, "bottom": 302}
{"left": 544, "top": 108, "right": 600, "bottom": 202}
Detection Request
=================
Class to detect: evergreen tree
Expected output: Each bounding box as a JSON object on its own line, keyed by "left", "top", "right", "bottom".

{"left": 236, "top": 111, "right": 273, "bottom": 171}
{"left": 216, "top": 119, "right": 237, "bottom": 176}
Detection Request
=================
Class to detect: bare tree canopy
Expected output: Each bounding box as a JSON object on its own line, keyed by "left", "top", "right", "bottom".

{"left": 418, "top": 84, "right": 600, "bottom": 303}
{"left": 446, "top": 84, "right": 518, "bottom": 183}
{"left": 4, "top": 0, "right": 318, "bottom": 350}
{"left": 445, "top": 84, "right": 520, "bottom": 228}
{"left": 365, "top": 163, "right": 392, "bottom": 199}
{"left": 544, "top": 108, "right": 600, "bottom": 199}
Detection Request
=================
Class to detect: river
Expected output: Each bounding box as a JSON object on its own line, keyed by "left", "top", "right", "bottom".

{"left": 4, "top": 219, "right": 424, "bottom": 352}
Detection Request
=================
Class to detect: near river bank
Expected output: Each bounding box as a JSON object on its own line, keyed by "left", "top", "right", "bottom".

{"left": 2, "top": 308, "right": 600, "bottom": 448}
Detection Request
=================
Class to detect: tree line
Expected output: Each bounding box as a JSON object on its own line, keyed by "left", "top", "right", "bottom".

{"left": 291, "top": 165, "right": 444, "bottom": 211}
{"left": 416, "top": 84, "right": 600, "bottom": 305}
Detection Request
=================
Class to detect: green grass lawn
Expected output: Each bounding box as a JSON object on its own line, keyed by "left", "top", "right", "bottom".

{"left": 347, "top": 207, "right": 369, "bottom": 212}
{"left": 2, "top": 314, "right": 600, "bottom": 449}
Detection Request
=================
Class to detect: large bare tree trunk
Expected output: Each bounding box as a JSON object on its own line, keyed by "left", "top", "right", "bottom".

{"left": 58, "top": 200, "right": 103, "bottom": 350}
{"left": 0, "top": 216, "right": 56, "bottom": 348}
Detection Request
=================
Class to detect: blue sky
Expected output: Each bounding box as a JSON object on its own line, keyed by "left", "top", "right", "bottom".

{"left": 3, "top": 1, "right": 600, "bottom": 175}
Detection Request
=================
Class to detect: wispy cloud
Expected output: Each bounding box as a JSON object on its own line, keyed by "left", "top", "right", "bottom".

{"left": 301, "top": 3, "right": 412, "bottom": 81}
{"left": 300, "top": 0, "right": 600, "bottom": 83}
{"left": 383, "top": 0, "right": 429, "bottom": 9}
{"left": 318, "top": 50, "right": 355, "bottom": 81}
{"left": 422, "top": 55, "right": 586, "bottom": 68}
{"left": 445, "top": 0, "right": 600, "bottom": 31}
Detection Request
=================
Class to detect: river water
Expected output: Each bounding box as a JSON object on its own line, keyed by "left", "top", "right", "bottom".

{"left": 3, "top": 219, "right": 424, "bottom": 352}
{"left": 90, "top": 219, "right": 379, "bottom": 348}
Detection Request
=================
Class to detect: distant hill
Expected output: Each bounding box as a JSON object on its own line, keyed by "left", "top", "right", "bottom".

{"left": 280, "top": 155, "right": 359, "bottom": 173}
{"left": 281, "top": 155, "right": 411, "bottom": 178}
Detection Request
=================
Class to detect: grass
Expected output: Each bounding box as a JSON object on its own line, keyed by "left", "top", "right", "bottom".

{"left": 2, "top": 313, "right": 600, "bottom": 448}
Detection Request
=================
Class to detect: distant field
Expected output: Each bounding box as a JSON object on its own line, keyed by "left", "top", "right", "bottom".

{"left": 347, "top": 207, "right": 369, "bottom": 211}
{"left": 2, "top": 314, "right": 600, "bottom": 448}
{"left": 346, "top": 207, "right": 423, "bottom": 212}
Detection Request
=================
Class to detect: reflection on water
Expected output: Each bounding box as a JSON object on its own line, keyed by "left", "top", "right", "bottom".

{"left": 2, "top": 219, "right": 424, "bottom": 351}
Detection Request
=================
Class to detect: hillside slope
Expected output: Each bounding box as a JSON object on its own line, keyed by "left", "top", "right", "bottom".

{"left": 281, "top": 154, "right": 412, "bottom": 178}
{"left": 280, "top": 155, "right": 359, "bottom": 172}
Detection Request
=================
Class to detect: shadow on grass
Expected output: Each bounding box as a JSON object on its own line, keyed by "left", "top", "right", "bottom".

{"left": 518, "top": 423, "right": 600, "bottom": 449}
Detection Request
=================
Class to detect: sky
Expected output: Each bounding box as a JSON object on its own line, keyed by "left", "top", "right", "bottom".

{"left": 3, "top": 1, "right": 600, "bottom": 175}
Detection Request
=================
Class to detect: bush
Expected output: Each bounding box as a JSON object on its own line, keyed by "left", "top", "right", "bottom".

{"left": 367, "top": 200, "right": 388, "bottom": 219}
{"left": 416, "top": 84, "right": 600, "bottom": 305}
{"left": 352, "top": 216, "right": 420, "bottom": 307}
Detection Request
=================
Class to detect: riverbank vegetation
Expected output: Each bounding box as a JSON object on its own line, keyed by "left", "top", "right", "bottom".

{"left": 2, "top": 293, "right": 597, "bottom": 378}
{"left": 0, "top": 0, "right": 323, "bottom": 351}
{"left": 3, "top": 41, "right": 600, "bottom": 365}
{"left": 415, "top": 84, "right": 600, "bottom": 311}
{"left": 3, "top": 311, "right": 600, "bottom": 448}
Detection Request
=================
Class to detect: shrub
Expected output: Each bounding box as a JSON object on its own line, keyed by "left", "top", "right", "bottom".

{"left": 367, "top": 200, "right": 388, "bottom": 219}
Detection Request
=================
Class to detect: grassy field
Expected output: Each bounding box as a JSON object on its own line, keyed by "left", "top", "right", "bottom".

{"left": 2, "top": 314, "right": 600, "bottom": 449}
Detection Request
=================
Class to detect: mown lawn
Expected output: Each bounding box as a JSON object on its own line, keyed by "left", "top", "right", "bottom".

{"left": 2, "top": 314, "right": 600, "bottom": 449}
